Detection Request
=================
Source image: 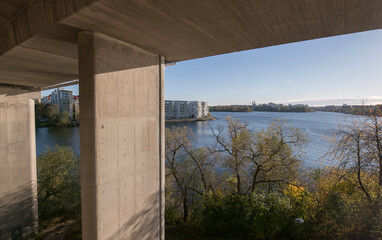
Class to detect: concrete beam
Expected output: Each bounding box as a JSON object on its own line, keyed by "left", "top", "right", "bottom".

{"left": 0, "top": 0, "right": 99, "bottom": 55}
{"left": 1, "top": 1, "right": 382, "bottom": 88}
{"left": 0, "top": 90, "right": 38, "bottom": 239}
{"left": 78, "top": 32, "right": 164, "bottom": 240}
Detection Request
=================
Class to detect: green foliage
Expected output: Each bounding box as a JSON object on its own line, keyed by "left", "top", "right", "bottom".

{"left": 210, "top": 105, "right": 313, "bottom": 113}
{"left": 35, "top": 103, "right": 76, "bottom": 127}
{"left": 300, "top": 168, "right": 382, "bottom": 240}
{"left": 33, "top": 112, "right": 382, "bottom": 239}
{"left": 46, "top": 104, "right": 60, "bottom": 119}
{"left": 166, "top": 115, "right": 382, "bottom": 240}
{"left": 34, "top": 103, "right": 59, "bottom": 121}
{"left": 37, "top": 146, "right": 81, "bottom": 222}
{"left": 50, "top": 111, "right": 70, "bottom": 127}
{"left": 210, "top": 106, "right": 253, "bottom": 112}
{"left": 316, "top": 104, "right": 382, "bottom": 116}
{"left": 199, "top": 193, "right": 301, "bottom": 239}
{"left": 35, "top": 103, "right": 46, "bottom": 120}
{"left": 165, "top": 204, "right": 180, "bottom": 226}
{"left": 201, "top": 194, "right": 252, "bottom": 238}
{"left": 212, "top": 117, "right": 307, "bottom": 195}
{"left": 253, "top": 104, "right": 312, "bottom": 112}
{"left": 35, "top": 103, "right": 72, "bottom": 127}
{"left": 166, "top": 118, "right": 308, "bottom": 238}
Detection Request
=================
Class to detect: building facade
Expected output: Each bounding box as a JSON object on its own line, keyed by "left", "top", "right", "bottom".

{"left": 42, "top": 95, "right": 51, "bottom": 104}
{"left": 165, "top": 100, "right": 209, "bottom": 119}
{"left": 73, "top": 95, "right": 80, "bottom": 120}
{"left": 50, "top": 88, "right": 74, "bottom": 118}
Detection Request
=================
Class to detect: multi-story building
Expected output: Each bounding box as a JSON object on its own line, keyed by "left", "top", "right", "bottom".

{"left": 190, "top": 101, "right": 209, "bottom": 118}
{"left": 51, "top": 88, "right": 73, "bottom": 118}
{"left": 42, "top": 95, "right": 51, "bottom": 104}
{"left": 73, "top": 95, "right": 80, "bottom": 120}
{"left": 165, "top": 100, "right": 209, "bottom": 119}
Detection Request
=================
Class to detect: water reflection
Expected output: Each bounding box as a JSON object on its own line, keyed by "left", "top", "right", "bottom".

{"left": 36, "top": 111, "right": 356, "bottom": 167}
{"left": 36, "top": 127, "right": 80, "bottom": 156}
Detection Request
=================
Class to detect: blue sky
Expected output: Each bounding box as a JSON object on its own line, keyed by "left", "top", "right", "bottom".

{"left": 43, "top": 29, "right": 382, "bottom": 106}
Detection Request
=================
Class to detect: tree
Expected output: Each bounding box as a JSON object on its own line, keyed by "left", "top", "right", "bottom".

{"left": 35, "top": 103, "right": 46, "bottom": 120}
{"left": 327, "top": 117, "right": 381, "bottom": 203}
{"left": 40, "top": 103, "right": 71, "bottom": 127}
{"left": 363, "top": 108, "right": 382, "bottom": 187}
{"left": 326, "top": 114, "right": 382, "bottom": 238}
{"left": 46, "top": 104, "right": 59, "bottom": 120}
{"left": 248, "top": 119, "right": 307, "bottom": 193}
{"left": 165, "top": 127, "right": 218, "bottom": 223}
{"left": 165, "top": 127, "right": 198, "bottom": 222}
{"left": 210, "top": 116, "right": 252, "bottom": 194}
{"left": 37, "top": 146, "right": 81, "bottom": 221}
{"left": 51, "top": 111, "right": 70, "bottom": 127}
{"left": 211, "top": 117, "right": 307, "bottom": 195}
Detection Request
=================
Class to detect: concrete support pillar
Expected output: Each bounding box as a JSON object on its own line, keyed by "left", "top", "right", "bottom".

{"left": 78, "top": 32, "right": 165, "bottom": 240}
{"left": 0, "top": 90, "right": 38, "bottom": 239}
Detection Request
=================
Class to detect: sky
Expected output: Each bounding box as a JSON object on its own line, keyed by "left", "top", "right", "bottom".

{"left": 43, "top": 29, "right": 382, "bottom": 106}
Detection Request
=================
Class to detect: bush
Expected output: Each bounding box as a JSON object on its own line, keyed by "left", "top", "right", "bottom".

{"left": 165, "top": 204, "right": 180, "bottom": 226}
{"left": 199, "top": 193, "right": 302, "bottom": 239}
{"left": 301, "top": 169, "right": 382, "bottom": 240}
{"left": 37, "top": 146, "right": 81, "bottom": 221}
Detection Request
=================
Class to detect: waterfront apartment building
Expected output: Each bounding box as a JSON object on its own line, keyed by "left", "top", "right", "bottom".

{"left": 73, "top": 95, "right": 80, "bottom": 120}
{"left": 51, "top": 88, "right": 73, "bottom": 118}
{"left": 42, "top": 95, "right": 51, "bottom": 104}
{"left": 165, "top": 100, "right": 209, "bottom": 119}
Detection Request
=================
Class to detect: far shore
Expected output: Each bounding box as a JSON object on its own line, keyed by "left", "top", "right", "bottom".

{"left": 165, "top": 117, "right": 216, "bottom": 123}
{"left": 36, "top": 117, "right": 216, "bottom": 128}
{"left": 36, "top": 121, "right": 79, "bottom": 128}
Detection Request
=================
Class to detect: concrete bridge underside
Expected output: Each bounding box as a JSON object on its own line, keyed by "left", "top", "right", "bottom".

{"left": 0, "top": 0, "right": 381, "bottom": 239}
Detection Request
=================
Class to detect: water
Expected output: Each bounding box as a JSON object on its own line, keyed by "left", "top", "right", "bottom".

{"left": 36, "top": 111, "right": 353, "bottom": 167}
{"left": 36, "top": 127, "right": 80, "bottom": 156}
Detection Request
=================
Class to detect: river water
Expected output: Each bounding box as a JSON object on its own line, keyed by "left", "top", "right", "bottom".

{"left": 36, "top": 111, "right": 354, "bottom": 167}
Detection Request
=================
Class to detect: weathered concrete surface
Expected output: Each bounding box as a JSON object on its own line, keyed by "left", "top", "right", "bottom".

{"left": 78, "top": 32, "right": 164, "bottom": 240}
{"left": 0, "top": 90, "right": 38, "bottom": 239}
{"left": 1, "top": 0, "right": 381, "bottom": 87}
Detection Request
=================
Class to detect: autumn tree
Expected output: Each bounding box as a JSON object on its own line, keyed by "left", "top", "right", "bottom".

{"left": 327, "top": 117, "right": 381, "bottom": 204}
{"left": 248, "top": 119, "right": 307, "bottom": 193}
{"left": 363, "top": 108, "right": 382, "bottom": 188}
{"left": 326, "top": 113, "right": 382, "bottom": 238}
{"left": 165, "top": 127, "right": 216, "bottom": 222}
{"left": 210, "top": 117, "right": 252, "bottom": 194}
{"left": 211, "top": 117, "right": 307, "bottom": 195}
{"left": 37, "top": 146, "right": 81, "bottom": 221}
{"left": 46, "top": 104, "right": 59, "bottom": 119}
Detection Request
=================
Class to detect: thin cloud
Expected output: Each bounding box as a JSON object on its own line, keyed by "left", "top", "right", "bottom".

{"left": 268, "top": 97, "right": 382, "bottom": 107}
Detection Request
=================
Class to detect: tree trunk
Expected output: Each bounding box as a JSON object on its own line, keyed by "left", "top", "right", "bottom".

{"left": 373, "top": 120, "right": 382, "bottom": 186}
{"left": 251, "top": 167, "right": 260, "bottom": 194}
{"left": 357, "top": 140, "right": 372, "bottom": 203}
{"left": 236, "top": 170, "right": 241, "bottom": 194}
{"left": 183, "top": 191, "right": 189, "bottom": 222}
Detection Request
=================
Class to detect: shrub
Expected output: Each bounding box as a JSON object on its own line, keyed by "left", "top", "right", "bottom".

{"left": 37, "top": 146, "right": 81, "bottom": 221}
{"left": 200, "top": 193, "right": 301, "bottom": 239}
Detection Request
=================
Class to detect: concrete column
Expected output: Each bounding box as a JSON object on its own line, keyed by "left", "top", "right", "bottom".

{"left": 0, "top": 90, "right": 38, "bottom": 239}
{"left": 78, "top": 32, "right": 165, "bottom": 240}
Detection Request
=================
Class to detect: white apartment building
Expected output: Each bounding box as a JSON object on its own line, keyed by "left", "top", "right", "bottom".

{"left": 51, "top": 88, "right": 73, "bottom": 118}
{"left": 165, "top": 100, "right": 209, "bottom": 119}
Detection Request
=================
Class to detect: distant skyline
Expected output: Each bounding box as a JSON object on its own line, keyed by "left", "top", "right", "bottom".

{"left": 42, "top": 29, "right": 382, "bottom": 106}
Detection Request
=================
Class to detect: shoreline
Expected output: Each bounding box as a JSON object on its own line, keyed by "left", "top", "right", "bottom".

{"left": 36, "top": 118, "right": 216, "bottom": 128}
{"left": 165, "top": 117, "right": 216, "bottom": 123}
{"left": 210, "top": 110, "right": 314, "bottom": 113}
{"left": 36, "top": 121, "right": 79, "bottom": 128}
